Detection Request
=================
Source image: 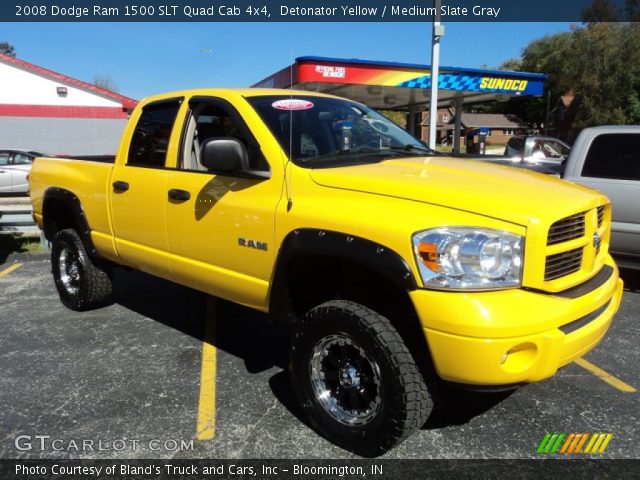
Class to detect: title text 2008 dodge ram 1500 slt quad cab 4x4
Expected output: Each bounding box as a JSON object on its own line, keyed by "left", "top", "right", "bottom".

{"left": 29, "top": 89, "right": 623, "bottom": 456}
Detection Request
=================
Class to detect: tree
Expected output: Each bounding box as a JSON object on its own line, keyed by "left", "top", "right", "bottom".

{"left": 581, "top": 0, "right": 620, "bottom": 22}
{"left": 626, "top": 0, "right": 640, "bottom": 20}
{"left": 0, "top": 42, "right": 16, "bottom": 57}
{"left": 482, "top": 15, "right": 640, "bottom": 140}
{"left": 93, "top": 74, "right": 119, "bottom": 92}
{"left": 564, "top": 23, "right": 640, "bottom": 130}
{"left": 497, "top": 58, "right": 522, "bottom": 72}
{"left": 379, "top": 110, "right": 406, "bottom": 127}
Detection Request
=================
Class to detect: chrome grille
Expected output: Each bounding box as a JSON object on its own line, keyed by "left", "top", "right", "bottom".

{"left": 545, "top": 247, "right": 583, "bottom": 281}
{"left": 597, "top": 205, "right": 605, "bottom": 228}
{"left": 547, "top": 212, "right": 585, "bottom": 246}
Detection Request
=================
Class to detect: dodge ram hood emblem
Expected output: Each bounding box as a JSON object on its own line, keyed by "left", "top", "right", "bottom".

{"left": 593, "top": 232, "right": 602, "bottom": 253}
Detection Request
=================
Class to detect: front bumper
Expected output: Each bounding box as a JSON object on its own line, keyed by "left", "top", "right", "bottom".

{"left": 409, "top": 256, "right": 623, "bottom": 385}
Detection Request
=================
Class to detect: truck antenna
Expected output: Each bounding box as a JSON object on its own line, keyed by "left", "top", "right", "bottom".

{"left": 285, "top": 53, "right": 294, "bottom": 211}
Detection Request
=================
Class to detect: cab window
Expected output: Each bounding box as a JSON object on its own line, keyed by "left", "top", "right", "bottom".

{"left": 180, "top": 98, "right": 268, "bottom": 173}
{"left": 582, "top": 133, "right": 640, "bottom": 181}
{"left": 128, "top": 99, "right": 182, "bottom": 167}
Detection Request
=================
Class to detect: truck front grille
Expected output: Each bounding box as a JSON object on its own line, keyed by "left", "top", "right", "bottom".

{"left": 527, "top": 204, "right": 609, "bottom": 290}
{"left": 545, "top": 247, "right": 583, "bottom": 281}
{"left": 597, "top": 205, "right": 605, "bottom": 228}
{"left": 547, "top": 212, "right": 585, "bottom": 246}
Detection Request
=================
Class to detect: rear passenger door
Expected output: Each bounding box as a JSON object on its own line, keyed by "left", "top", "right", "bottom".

{"left": 10, "top": 153, "right": 33, "bottom": 192}
{"left": 109, "top": 97, "right": 183, "bottom": 279}
{"left": 575, "top": 132, "right": 640, "bottom": 260}
{"left": 0, "top": 152, "right": 12, "bottom": 192}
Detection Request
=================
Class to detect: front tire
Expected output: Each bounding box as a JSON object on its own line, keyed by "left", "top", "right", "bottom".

{"left": 290, "top": 300, "right": 432, "bottom": 456}
{"left": 51, "top": 229, "right": 113, "bottom": 311}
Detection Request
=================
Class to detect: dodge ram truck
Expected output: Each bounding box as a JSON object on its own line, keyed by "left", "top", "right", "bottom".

{"left": 29, "top": 89, "right": 624, "bottom": 456}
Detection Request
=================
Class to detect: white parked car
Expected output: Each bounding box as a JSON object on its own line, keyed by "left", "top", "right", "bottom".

{"left": 504, "top": 135, "right": 570, "bottom": 166}
{"left": 0, "top": 149, "right": 45, "bottom": 194}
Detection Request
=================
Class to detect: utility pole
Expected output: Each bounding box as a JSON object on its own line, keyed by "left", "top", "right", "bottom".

{"left": 428, "top": 0, "right": 444, "bottom": 150}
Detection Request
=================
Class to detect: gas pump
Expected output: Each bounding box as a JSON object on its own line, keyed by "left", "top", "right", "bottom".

{"left": 465, "top": 128, "right": 489, "bottom": 155}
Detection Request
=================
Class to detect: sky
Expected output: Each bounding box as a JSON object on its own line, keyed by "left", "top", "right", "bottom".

{"left": 1, "top": 22, "right": 572, "bottom": 100}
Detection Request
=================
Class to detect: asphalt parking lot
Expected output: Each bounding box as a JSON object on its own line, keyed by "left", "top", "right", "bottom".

{"left": 0, "top": 253, "right": 638, "bottom": 459}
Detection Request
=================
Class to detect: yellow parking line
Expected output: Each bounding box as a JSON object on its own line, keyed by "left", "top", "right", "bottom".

{"left": 0, "top": 263, "right": 22, "bottom": 277}
{"left": 196, "top": 297, "right": 217, "bottom": 440}
{"left": 575, "top": 358, "right": 636, "bottom": 393}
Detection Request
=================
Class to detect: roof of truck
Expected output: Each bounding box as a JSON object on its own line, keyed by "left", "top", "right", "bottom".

{"left": 140, "top": 88, "right": 342, "bottom": 104}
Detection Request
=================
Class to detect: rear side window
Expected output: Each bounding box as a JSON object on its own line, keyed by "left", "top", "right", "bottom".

{"left": 13, "top": 153, "right": 32, "bottom": 165}
{"left": 508, "top": 137, "right": 525, "bottom": 153}
{"left": 582, "top": 133, "right": 640, "bottom": 181}
{"left": 0, "top": 153, "right": 9, "bottom": 166}
{"left": 128, "top": 99, "right": 182, "bottom": 167}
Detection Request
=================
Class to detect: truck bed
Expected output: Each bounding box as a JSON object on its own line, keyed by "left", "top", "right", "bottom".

{"left": 29, "top": 156, "right": 115, "bottom": 250}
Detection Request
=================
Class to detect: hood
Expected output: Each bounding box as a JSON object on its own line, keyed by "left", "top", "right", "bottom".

{"left": 309, "top": 156, "right": 601, "bottom": 227}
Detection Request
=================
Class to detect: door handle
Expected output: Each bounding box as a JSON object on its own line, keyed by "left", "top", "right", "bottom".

{"left": 112, "top": 180, "right": 129, "bottom": 192}
{"left": 168, "top": 189, "right": 191, "bottom": 201}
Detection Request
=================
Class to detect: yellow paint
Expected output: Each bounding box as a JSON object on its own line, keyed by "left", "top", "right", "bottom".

{"left": 480, "top": 77, "right": 528, "bottom": 91}
{"left": 597, "top": 433, "right": 613, "bottom": 453}
{"left": 196, "top": 297, "right": 217, "bottom": 441}
{"left": 575, "top": 358, "right": 637, "bottom": 393}
{"left": 28, "top": 88, "right": 624, "bottom": 388}
{"left": 583, "top": 433, "right": 598, "bottom": 453}
{"left": 0, "top": 263, "right": 22, "bottom": 277}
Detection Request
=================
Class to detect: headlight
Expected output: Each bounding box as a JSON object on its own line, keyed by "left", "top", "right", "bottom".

{"left": 412, "top": 227, "right": 523, "bottom": 290}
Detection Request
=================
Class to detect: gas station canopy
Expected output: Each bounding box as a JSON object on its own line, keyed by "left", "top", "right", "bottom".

{"left": 253, "top": 56, "right": 546, "bottom": 111}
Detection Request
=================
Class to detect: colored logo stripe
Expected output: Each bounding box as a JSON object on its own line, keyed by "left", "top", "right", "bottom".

{"left": 538, "top": 433, "right": 613, "bottom": 454}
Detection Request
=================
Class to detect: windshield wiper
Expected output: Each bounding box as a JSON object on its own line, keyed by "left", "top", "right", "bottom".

{"left": 335, "top": 147, "right": 382, "bottom": 155}
{"left": 309, "top": 147, "right": 382, "bottom": 161}
{"left": 389, "top": 144, "right": 435, "bottom": 155}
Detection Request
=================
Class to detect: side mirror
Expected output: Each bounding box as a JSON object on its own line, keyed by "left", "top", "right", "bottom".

{"left": 200, "top": 138, "right": 249, "bottom": 173}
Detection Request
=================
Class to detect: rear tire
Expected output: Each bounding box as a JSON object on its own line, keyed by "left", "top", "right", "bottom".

{"left": 290, "top": 300, "right": 432, "bottom": 457}
{"left": 51, "top": 229, "right": 113, "bottom": 311}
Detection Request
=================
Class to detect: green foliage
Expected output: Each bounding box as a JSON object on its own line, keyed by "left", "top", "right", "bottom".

{"left": 497, "top": 58, "right": 522, "bottom": 72}
{"left": 378, "top": 110, "right": 406, "bottom": 127}
{"left": 485, "top": 9, "right": 640, "bottom": 139}
{"left": 581, "top": 0, "right": 620, "bottom": 22}
{"left": 565, "top": 23, "right": 640, "bottom": 129}
{"left": 0, "top": 41, "right": 16, "bottom": 57}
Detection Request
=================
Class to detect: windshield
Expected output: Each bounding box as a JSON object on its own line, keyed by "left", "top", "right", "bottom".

{"left": 246, "top": 95, "right": 433, "bottom": 168}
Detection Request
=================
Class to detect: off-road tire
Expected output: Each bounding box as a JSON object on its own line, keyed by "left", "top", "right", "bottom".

{"left": 51, "top": 229, "right": 113, "bottom": 311}
{"left": 290, "top": 300, "right": 432, "bottom": 457}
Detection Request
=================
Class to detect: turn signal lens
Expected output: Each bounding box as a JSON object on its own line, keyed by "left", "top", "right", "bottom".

{"left": 417, "top": 242, "right": 440, "bottom": 272}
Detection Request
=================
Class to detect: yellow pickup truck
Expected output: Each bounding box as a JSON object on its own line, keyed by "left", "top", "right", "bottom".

{"left": 29, "top": 89, "right": 623, "bottom": 456}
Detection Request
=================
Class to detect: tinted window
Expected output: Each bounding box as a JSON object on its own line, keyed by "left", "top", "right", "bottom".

{"left": 582, "top": 133, "right": 640, "bottom": 181}
{"left": 508, "top": 137, "right": 525, "bottom": 153}
{"left": 0, "top": 153, "right": 9, "bottom": 166}
{"left": 128, "top": 100, "right": 181, "bottom": 167}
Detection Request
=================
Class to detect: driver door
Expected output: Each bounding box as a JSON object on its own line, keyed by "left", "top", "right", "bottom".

{"left": 164, "top": 95, "right": 282, "bottom": 310}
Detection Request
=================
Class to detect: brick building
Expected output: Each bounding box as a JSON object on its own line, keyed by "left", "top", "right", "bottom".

{"left": 0, "top": 53, "right": 137, "bottom": 155}
{"left": 422, "top": 108, "right": 526, "bottom": 148}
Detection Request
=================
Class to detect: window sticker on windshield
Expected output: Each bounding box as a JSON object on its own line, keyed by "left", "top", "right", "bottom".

{"left": 271, "top": 99, "right": 314, "bottom": 111}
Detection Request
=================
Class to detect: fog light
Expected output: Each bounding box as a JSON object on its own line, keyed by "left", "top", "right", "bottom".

{"left": 501, "top": 343, "right": 538, "bottom": 373}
